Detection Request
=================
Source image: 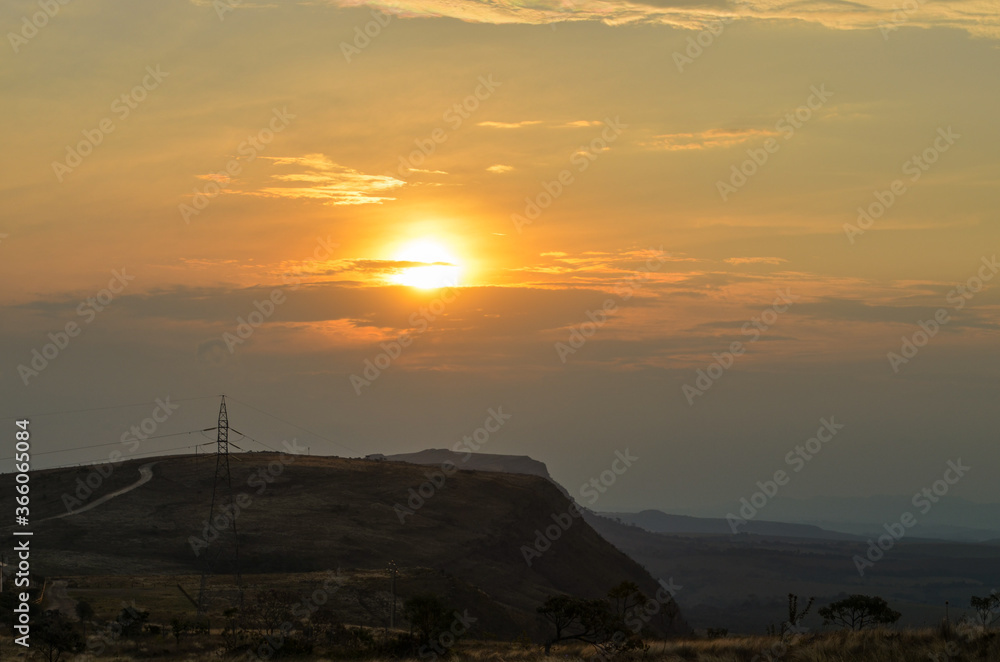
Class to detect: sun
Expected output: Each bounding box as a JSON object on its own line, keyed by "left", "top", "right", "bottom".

{"left": 389, "top": 239, "right": 462, "bottom": 289}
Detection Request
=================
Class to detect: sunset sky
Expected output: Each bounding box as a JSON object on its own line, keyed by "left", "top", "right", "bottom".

{"left": 2, "top": 0, "right": 998, "bottom": 514}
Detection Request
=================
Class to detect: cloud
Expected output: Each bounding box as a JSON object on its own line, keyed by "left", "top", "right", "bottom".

{"left": 561, "top": 120, "right": 605, "bottom": 128}
{"left": 643, "top": 128, "right": 779, "bottom": 151}
{"left": 240, "top": 154, "right": 405, "bottom": 205}
{"left": 725, "top": 257, "right": 788, "bottom": 266}
{"left": 314, "top": 0, "right": 999, "bottom": 39}
{"left": 477, "top": 120, "right": 543, "bottom": 129}
{"left": 486, "top": 164, "right": 515, "bottom": 174}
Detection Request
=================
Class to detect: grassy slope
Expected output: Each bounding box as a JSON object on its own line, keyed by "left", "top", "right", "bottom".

{"left": 1, "top": 453, "right": 687, "bottom": 639}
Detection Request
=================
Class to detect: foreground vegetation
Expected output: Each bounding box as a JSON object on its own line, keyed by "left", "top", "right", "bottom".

{"left": 2, "top": 627, "right": 1000, "bottom": 662}
{"left": 2, "top": 574, "right": 996, "bottom": 662}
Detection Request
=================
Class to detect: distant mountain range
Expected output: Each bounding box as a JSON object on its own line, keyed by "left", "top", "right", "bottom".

{"left": 383, "top": 449, "right": 1000, "bottom": 633}
{"left": 384, "top": 450, "right": 1000, "bottom": 543}
{"left": 601, "top": 510, "right": 861, "bottom": 540}
{"left": 666, "top": 495, "right": 1000, "bottom": 543}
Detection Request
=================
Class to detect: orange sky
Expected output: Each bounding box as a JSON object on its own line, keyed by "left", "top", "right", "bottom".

{"left": 1, "top": 0, "right": 998, "bottom": 510}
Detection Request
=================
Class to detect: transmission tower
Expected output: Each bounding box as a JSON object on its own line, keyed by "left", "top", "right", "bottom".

{"left": 197, "top": 395, "right": 242, "bottom": 614}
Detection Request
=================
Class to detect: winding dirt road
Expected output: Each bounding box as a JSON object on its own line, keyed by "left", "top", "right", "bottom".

{"left": 38, "top": 461, "right": 159, "bottom": 523}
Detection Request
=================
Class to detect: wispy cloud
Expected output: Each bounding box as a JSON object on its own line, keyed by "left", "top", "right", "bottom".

{"left": 244, "top": 154, "right": 405, "bottom": 205}
{"left": 486, "top": 164, "right": 515, "bottom": 173}
{"left": 643, "top": 128, "right": 779, "bottom": 151}
{"left": 725, "top": 257, "right": 788, "bottom": 266}
{"left": 477, "top": 120, "right": 543, "bottom": 129}
{"left": 311, "top": 0, "right": 999, "bottom": 39}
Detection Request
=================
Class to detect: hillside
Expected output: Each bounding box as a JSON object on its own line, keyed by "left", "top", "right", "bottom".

{"left": 382, "top": 449, "right": 571, "bottom": 498}
{"left": 1, "top": 452, "right": 687, "bottom": 639}
{"left": 367, "top": 450, "right": 1000, "bottom": 634}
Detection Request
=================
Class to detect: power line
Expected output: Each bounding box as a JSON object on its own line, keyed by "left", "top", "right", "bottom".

{"left": 230, "top": 429, "right": 282, "bottom": 454}
{"left": 225, "top": 396, "right": 357, "bottom": 454}
{"left": 0, "top": 395, "right": 221, "bottom": 422}
{"left": 41, "top": 442, "right": 217, "bottom": 470}
{"left": 0, "top": 393, "right": 354, "bottom": 465}
{"left": 0, "top": 429, "right": 210, "bottom": 462}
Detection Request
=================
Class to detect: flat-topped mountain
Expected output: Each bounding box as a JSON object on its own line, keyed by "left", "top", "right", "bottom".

{"left": 2, "top": 452, "right": 687, "bottom": 639}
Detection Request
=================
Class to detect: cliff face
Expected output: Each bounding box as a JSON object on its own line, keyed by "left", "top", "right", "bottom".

{"left": 4, "top": 452, "right": 688, "bottom": 638}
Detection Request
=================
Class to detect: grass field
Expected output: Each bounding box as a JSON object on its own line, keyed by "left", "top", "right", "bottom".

{"left": 2, "top": 627, "right": 998, "bottom": 661}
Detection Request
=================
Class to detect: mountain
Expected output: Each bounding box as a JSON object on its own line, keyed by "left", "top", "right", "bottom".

{"left": 381, "top": 449, "right": 555, "bottom": 481}
{"left": 672, "top": 495, "right": 1000, "bottom": 543}
{"left": 1, "top": 452, "right": 687, "bottom": 639}
{"left": 376, "top": 450, "right": 1000, "bottom": 633}
{"left": 585, "top": 512, "right": 1000, "bottom": 633}
{"left": 602, "top": 509, "right": 860, "bottom": 541}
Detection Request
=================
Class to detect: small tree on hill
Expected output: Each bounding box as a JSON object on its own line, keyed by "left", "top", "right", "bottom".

{"left": 36, "top": 610, "right": 85, "bottom": 662}
{"left": 818, "top": 595, "right": 900, "bottom": 631}
{"left": 768, "top": 593, "right": 814, "bottom": 637}
{"left": 970, "top": 593, "right": 1000, "bottom": 629}
{"left": 115, "top": 605, "right": 150, "bottom": 650}
{"left": 74, "top": 600, "right": 94, "bottom": 641}
{"left": 403, "top": 594, "right": 453, "bottom": 647}
{"left": 538, "top": 595, "right": 623, "bottom": 655}
{"left": 607, "top": 581, "right": 649, "bottom": 620}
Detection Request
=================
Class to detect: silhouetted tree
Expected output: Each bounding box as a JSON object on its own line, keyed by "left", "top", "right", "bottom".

{"left": 818, "top": 595, "right": 900, "bottom": 630}
{"left": 970, "top": 593, "right": 1000, "bottom": 629}
{"left": 403, "top": 594, "right": 453, "bottom": 647}
{"left": 170, "top": 617, "right": 192, "bottom": 648}
{"left": 607, "top": 581, "right": 648, "bottom": 620}
{"left": 74, "top": 600, "right": 94, "bottom": 641}
{"left": 768, "top": 593, "right": 814, "bottom": 637}
{"left": 36, "top": 610, "right": 84, "bottom": 662}
{"left": 537, "top": 595, "right": 621, "bottom": 654}
{"left": 114, "top": 605, "right": 150, "bottom": 651}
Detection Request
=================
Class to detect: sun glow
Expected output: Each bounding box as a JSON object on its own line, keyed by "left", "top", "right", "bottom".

{"left": 390, "top": 239, "right": 463, "bottom": 289}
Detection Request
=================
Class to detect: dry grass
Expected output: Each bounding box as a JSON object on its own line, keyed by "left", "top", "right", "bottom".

{"left": 3, "top": 628, "right": 994, "bottom": 662}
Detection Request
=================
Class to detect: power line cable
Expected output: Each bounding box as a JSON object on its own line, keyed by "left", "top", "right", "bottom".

{"left": 225, "top": 396, "right": 357, "bottom": 454}
{"left": 0, "top": 395, "right": 221, "bottom": 421}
